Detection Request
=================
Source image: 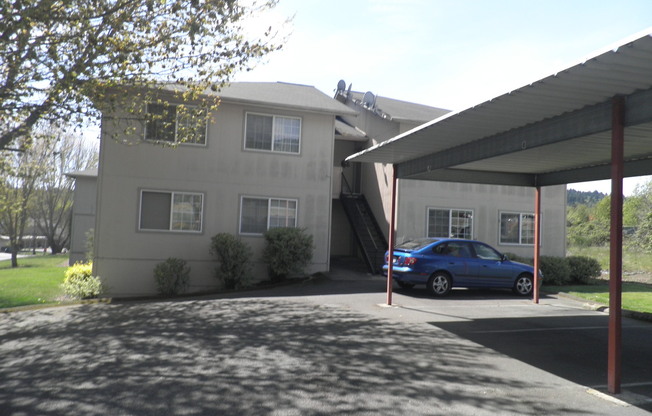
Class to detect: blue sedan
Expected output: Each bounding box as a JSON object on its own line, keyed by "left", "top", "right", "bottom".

{"left": 383, "top": 238, "right": 540, "bottom": 296}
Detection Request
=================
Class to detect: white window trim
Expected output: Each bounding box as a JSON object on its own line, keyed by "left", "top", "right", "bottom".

{"left": 498, "top": 211, "right": 538, "bottom": 246}
{"left": 426, "top": 207, "right": 474, "bottom": 239}
{"left": 243, "top": 111, "right": 302, "bottom": 154}
{"left": 144, "top": 103, "right": 208, "bottom": 146}
{"left": 139, "top": 189, "right": 204, "bottom": 233}
{"left": 239, "top": 195, "right": 299, "bottom": 236}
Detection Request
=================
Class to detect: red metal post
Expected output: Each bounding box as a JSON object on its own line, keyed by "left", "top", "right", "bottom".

{"left": 386, "top": 165, "right": 398, "bottom": 306}
{"left": 608, "top": 96, "right": 625, "bottom": 394}
{"left": 533, "top": 186, "right": 541, "bottom": 304}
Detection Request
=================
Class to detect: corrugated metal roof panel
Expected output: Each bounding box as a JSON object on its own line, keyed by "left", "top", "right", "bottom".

{"left": 346, "top": 30, "right": 652, "bottom": 186}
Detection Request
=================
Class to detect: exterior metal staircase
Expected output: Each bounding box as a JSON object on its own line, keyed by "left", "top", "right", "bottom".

{"left": 340, "top": 175, "right": 387, "bottom": 274}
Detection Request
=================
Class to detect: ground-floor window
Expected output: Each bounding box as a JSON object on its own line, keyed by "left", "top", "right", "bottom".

{"left": 240, "top": 196, "right": 298, "bottom": 235}
{"left": 427, "top": 208, "right": 473, "bottom": 239}
{"left": 139, "top": 190, "right": 203, "bottom": 232}
{"left": 500, "top": 212, "right": 535, "bottom": 245}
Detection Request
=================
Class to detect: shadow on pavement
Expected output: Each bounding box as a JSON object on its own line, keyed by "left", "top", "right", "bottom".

{"left": 1, "top": 293, "right": 602, "bottom": 415}
{"left": 431, "top": 314, "right": 652, "bottom": 413}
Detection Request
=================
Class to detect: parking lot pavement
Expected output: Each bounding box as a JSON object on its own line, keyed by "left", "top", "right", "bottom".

{"left": 1, "top": 276, "right": 652, "bottom": 415}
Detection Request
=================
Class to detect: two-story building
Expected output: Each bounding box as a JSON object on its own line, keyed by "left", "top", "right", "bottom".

{"left": 84, "top": 81, "right": 565, "bottom": 296}
{"left": 92, "top": 82, "right": 356, "bottom": 296}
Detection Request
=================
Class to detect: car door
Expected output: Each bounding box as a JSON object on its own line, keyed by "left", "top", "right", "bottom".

{"left": 433, "top": 241, "right": 473, "bottom": 285}
{"left": 469, "top": 242, "right": 512, "bottom": 287}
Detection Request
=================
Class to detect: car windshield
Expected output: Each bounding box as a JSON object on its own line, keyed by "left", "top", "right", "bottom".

{"left": 396, "top": 238, "right": 439, "bottom": 251}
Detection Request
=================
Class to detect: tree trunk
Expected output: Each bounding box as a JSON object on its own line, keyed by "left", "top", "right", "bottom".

{"left": 11, "top": 249, "right": 18, "bottom": 268}
{"left": 49, "top": 238, "right": 62, "bottom": 255}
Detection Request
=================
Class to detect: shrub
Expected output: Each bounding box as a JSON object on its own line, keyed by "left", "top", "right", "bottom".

{"left": 210, "top": 233, "right": 252, "bottom": 290}
{"left": 566, "top": 256, "right": 602, "bottom": 284}
{"left": 263, "top": 227, "right": 313, "bottom": 282}
{"left": 154, "top": 258, "right": 190, "bottom": 296}
{"left": 62, "top": 262, "right": 103, "bottom": 299}
{"left": 539, "top": 256, "right": 572, "bottom": 285}
{"left": 504, "top": 253, "right": 532, "bottom": 265}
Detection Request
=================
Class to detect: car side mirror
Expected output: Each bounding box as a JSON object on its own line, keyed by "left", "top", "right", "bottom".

{"left": 501, "top": 254, "right": 508, "bottom": 262}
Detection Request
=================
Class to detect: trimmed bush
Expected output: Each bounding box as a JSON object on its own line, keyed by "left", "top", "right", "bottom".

{"left": 263, "top": 227, "right": 313, "bottom": 282}
{"left": 539, "top": 256, "right": 572, "bottom": 285}
{"left": 62, "top": 262, "right": 103, "bottom": 299}
{"left": 566, "top": 256, "right": 602, "bottom": 284}
{"left": 504, "top": 253, "right": 532, "bottom": 265}
{"left": 210, "top": 233, "right": 252, "bottom": 290}
{"left": 154, "top": 257, "right": 190, "bottom": 296}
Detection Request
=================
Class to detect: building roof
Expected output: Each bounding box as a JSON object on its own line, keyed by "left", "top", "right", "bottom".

{"left": 346, "top": 29, "right": 652, "bottom": 187}
{"left": 348, "top": 91, "right": 450, "bottom": 124}
{"left": 335, "top": 118, "right": 367, "bottom": 142}
{"left": 211, "top": 82, "right": 357, "bottom": 116}
{"left": 65, "top": 168, "right": 98, "bottom": 178}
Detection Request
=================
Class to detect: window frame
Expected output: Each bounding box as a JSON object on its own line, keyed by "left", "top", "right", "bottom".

{"left": 139, "top": 189, "right": 204, "bottom": 233}
{"left": 144, "top": 103, "right": 208, "bottom": 146}
{"left": 426, "top": 207, "right": 474, "bottom": 239}
{"left": 239, "top": 196, "right": 299, "bottom": 236}
{"left": 499, "top": 211, "right": 536, "bottom": 246}
{"left": 243, "top": 112, "right": 302, "bottom": 154}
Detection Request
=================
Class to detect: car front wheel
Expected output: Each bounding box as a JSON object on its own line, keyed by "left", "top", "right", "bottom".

{"left": 427, "top": 272, "right": 452, "bottom": 296}
{"left": 513, "top": 274, "right": 534, "bottom": 296}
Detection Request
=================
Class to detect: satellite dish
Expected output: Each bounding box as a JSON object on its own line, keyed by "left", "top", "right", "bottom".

{"left": 362, "top": 91, "right": 376, "bottom": 109}
{"left": 336, "top": 79, "right": 346, "bottom": 93}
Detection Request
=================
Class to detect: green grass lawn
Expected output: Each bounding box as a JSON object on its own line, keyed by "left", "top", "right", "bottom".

{"left": 567, "top": 245, "right": 652, "bottom": 273}
{"left": 543, "top": 282, "right": 652, "bottom": 314}
{"left": 0, "top": 254, "right": 68, "bottom": 309}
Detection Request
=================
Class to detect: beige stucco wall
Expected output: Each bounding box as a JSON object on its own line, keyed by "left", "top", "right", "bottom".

{"left": 396, "top": 180, "right": 567, "bottom": 257}
{"left": 95, "top": 99, "right": 336, "bottom": 296}
{"left": 69, "top": 175, "right": 97, "bottom": 265}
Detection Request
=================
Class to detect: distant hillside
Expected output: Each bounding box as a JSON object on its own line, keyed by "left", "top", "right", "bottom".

{"left": 567, "top": 189, "right": 607, "bottom": 206}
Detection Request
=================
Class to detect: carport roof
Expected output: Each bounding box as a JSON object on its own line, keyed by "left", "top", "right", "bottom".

{"left": 346, "top": 29, "right": 652, "bottom": 187}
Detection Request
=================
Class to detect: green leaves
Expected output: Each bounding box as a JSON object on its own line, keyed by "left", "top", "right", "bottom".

{"left": 1, "top": 0, "right": 284, "bottom": 149}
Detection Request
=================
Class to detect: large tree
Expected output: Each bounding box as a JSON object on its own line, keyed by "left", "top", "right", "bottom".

{"left": 0, "top": 137, "right": 47, "bottom": 267}
{"left": 30, "top": 128, "right": 98, "bottom": 254}
{"left": 0, "top": 0, "right": 283, "bottom": 150}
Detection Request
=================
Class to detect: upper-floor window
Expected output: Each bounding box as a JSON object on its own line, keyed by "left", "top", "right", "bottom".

{"left": 500, "top": 212, "right": 535, "bottom": 245}
{"left": 145, "top": 103, "right": 207, "bottom": 145}
{"left": 427, "top": 208, "right": 473, "bottom": 239}
{"left": 239, "top": 196, "right": 298, "bottom": 235}
{"left": 245, "top": 113, "right": 301, "bottom": 154}
{"left": 139, "top": 190, "right": 203, "bottom": 232}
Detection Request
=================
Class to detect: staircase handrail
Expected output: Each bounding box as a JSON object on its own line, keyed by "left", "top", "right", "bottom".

{"left": 340, "top": 172, "right": 354, "bottom": 195}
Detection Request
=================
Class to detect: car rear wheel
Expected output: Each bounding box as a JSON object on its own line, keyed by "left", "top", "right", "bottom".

{"left": 513, "top": 274, "right": 534, "bottom": 296}
{"left": 397, "top": 281, "right": 415, "bottom": 289}
{"left": 427, "top": 272, "right": 452, "bottom": 296}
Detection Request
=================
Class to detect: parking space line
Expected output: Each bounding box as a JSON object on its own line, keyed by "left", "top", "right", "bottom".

{"left": 471, "top": 326, "right": 608, "bottom": 334}
{"left": 471, "top": 324, "right": 652, "bottom": 334}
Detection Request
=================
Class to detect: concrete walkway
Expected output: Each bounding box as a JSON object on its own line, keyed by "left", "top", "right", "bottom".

{"left": 1, "top": 268, "right": 651, "bottom": 415}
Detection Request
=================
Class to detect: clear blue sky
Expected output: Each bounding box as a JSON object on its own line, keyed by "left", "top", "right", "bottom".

{"left": 235, "top": 0, "right": 652, "bottom": 195}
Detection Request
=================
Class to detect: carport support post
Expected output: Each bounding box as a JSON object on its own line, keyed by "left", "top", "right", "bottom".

{"left": 608, "top": 97, "right": 625, "bottom": 393}
{"left": 533, "top": 186, "right": 541, "bottom": 304}
{"left": 608, "top": 95, "right": 624, "bottom": 394}
{"left": 386, "top": 164, "right": 398, "bottom": 306}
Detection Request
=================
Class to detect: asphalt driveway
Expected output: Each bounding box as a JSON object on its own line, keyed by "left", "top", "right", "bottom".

{"left": 1, "top": 271, "right": 651, "bottom": 415}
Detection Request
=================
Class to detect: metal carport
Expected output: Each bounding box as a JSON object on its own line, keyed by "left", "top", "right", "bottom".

{"left": 345, "top": 29, "right": 652, "bottom": 394}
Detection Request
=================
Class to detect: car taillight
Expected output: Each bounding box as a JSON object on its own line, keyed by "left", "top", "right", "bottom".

{"left": 404, "top": 257, "right": 417, "bottom": 266}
